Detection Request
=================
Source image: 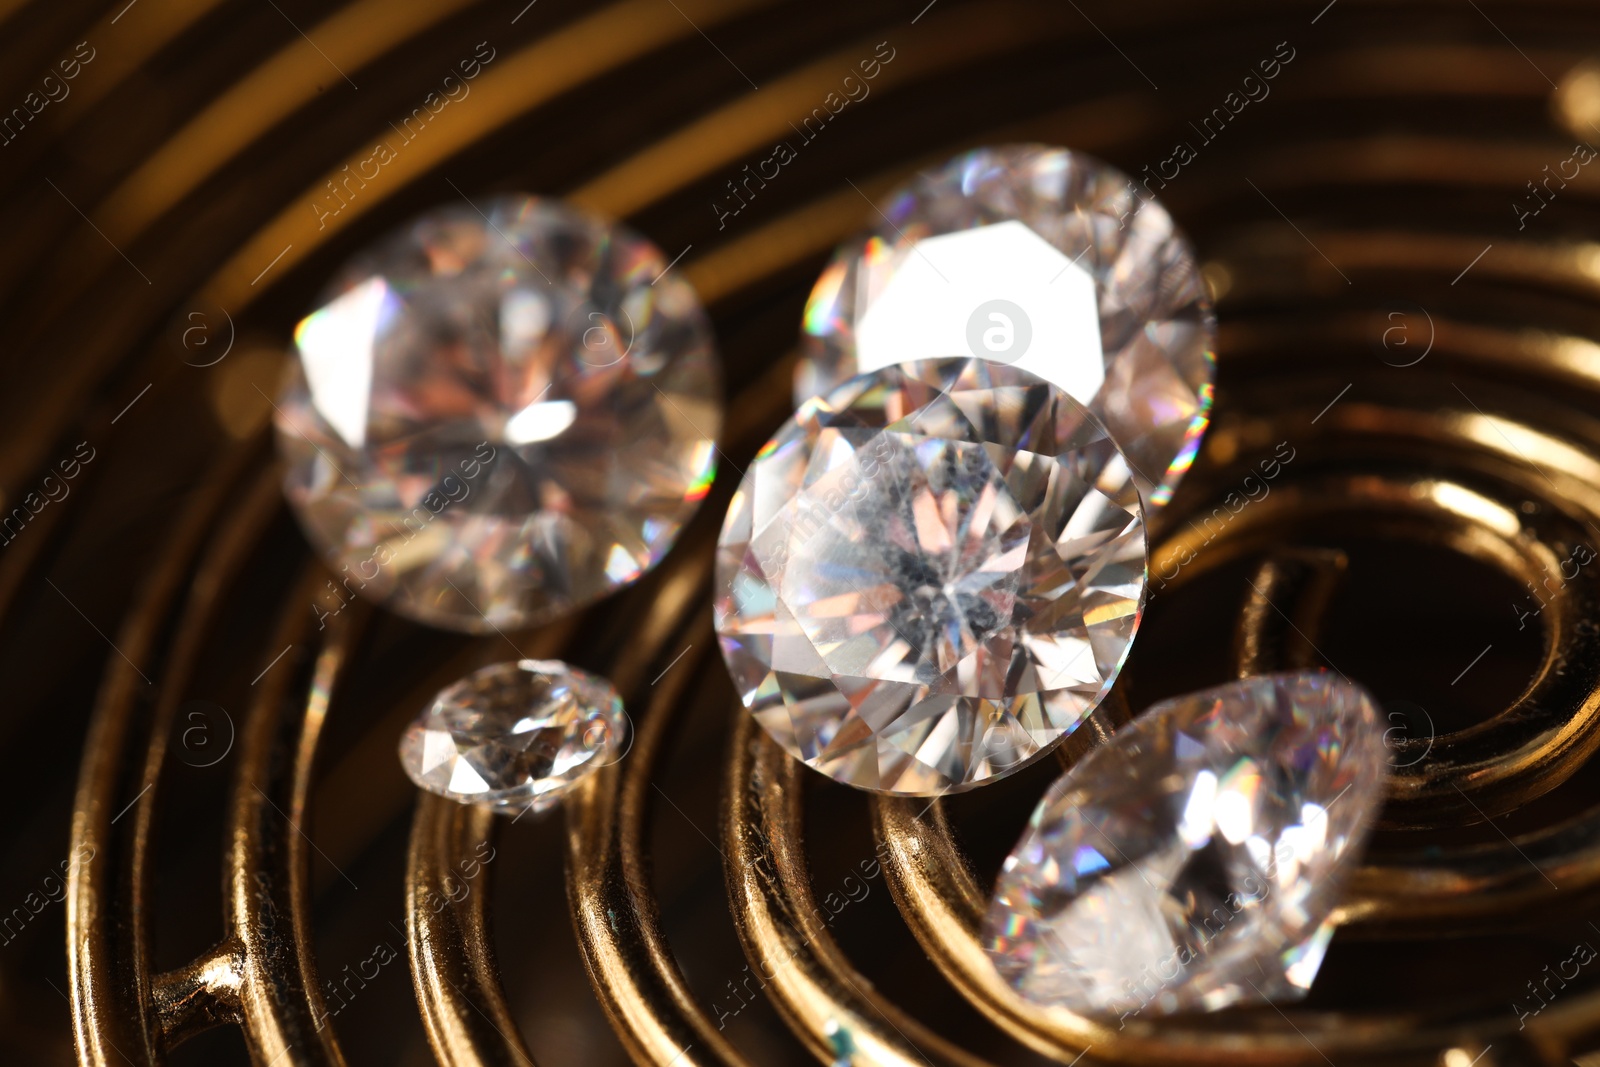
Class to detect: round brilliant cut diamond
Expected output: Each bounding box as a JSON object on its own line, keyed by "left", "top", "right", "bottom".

{"left": 796, "top": 144, "right": 1214, "bottom": 508}
{"left": 715, "top": 357, "right": 1146, "bottom": 795}
{"left": 275, "top": 195, "right": 721, "bottom": 632}
{"left": 983, "top": 671, "right": 1387, "bottom": 1015}
{"left": 399, "top": 659, "right": 627, "bottom": 815}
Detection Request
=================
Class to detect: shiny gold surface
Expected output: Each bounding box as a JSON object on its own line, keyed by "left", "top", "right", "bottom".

{"left": 406, "top": 799, "right": 531, "bottom": 1067}
{"left": 1, "top": 0, "right": 1596, "bottom": 1064}
{"left": 723, "top": 713, "right": 987, "bottom": 1067}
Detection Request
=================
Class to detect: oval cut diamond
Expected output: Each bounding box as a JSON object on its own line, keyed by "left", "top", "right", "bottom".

{"left": 275, "top": 195, "right": 721, "bottom": 632}
{"left": 714, "top": 357, "right": 1146, "bottom": 796}
{"left": 795, "top": 144, "right": 1214, "bottom": 508}
{"left": 399, "top": 660, "right": 627, "bottom": 815}
{"left": 983, "top": 671, "right": 1387, "bottom": 1018}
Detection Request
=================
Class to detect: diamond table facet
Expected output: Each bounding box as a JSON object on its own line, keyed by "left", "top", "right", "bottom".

{"left": 715, "top": 357, "right": 1147, "bottom": 796}
{"left": 276, "top": 195, "right": 721, "bottom": 632}
{"left": 983, "top": 671, "right": 1387, "bottom": 1019}
{"left": 795, "top": 144, "right": 1215, "bottom": 509}
{"left": 399, "top": 660, "right": 627, "bottom": 815}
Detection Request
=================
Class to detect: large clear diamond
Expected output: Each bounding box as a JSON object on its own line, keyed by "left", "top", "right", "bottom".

{"left": 795, "top": 144, "right": 1214, "bottom": 508}
{"left": 399, "top": 659, "right": 627, "bottom": 814}
{"left": 275, "top": 195, "right": 721, "bottom": 632}
{"left": 983, "top": 671, "right": 1387, "bottom": 1018}
{"left": 714, "top": 358, "right": 1146, "bottom": 796}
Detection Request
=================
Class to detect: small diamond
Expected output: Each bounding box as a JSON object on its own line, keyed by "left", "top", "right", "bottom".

{"left": 276, "top": 195, "right": 721, "bottom": 632}
{"left": 714, "top": 357, "right": 1146, "bottom": 796}
{"left": 796, "top": 144, "right": 1214, "bottom": 508}
{"left": 399, "top": 660, "right": 627, "bottom": 814}
{"left": 983, "top": 671, "right": 1386, "bottom": 1018}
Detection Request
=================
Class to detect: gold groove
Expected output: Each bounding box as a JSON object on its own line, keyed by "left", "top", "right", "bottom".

{"left": 1297, "top": 43, "right": 1566, "bottom": 97}
{"left": 67, "top": 439, "right": 273, "bottom": 1066}
{"left": 52, "top": 0, "right": 234, "bottom": 124}
{"left": 1220, "top": 316, "right": 1600, "bottom": 397}
{"left": 0, "top": 455, "right": 88, "bottom": 621}
{"left": 1555, "top": 57, "right": 1600, "bottom": 139}
{"left": 576, "top": 16, "right": 1584, "bottom": 227}
{"left": 606, "top": 550, "right": 717, "bottom": 697}
{"left": 407, "top": 800, "right": 533, "bottom": 1067}
{"left": 1230, "top": 550, "right": 1348, "bottom": 677}
{"left": 135, "top": 466, "right": 287, "bottom": 1044}
{"left": 1340, "top": 798, "right": 1600, "bottom": 933}
{"left": 868, "top": 799, "right": 1091, "bottom": 1067}
{"left": 870, "top": 797, "right": 1592, "bottom": 1065}
{"left": 1150, "top": 465, "right": 1598, "bottom": 825}
{"left": 225, "top": 572, "right": 356, "bottom": 1066}
{"left": 566, "top": 628, "right": 752, "bottom": 1067}
{"left": 196, "top": 0, "right": 768, "bottom": 315}
{"left": 1231, "top": 136, "right": 1600, "bottom": 193}
{"left": 864, "top": 796, "right": 1523, "bottom": 1062}
{"left": 681, "top": 91, "right": 1159, "bottom": 304}
{"left": 96, "top": 0, "right": 484, "bottom": 243}
{"left": 191, "top": 0, "right": 1128, "bottom": 317}
{"left": 1329, "top": 233, "right": 1600, "bottom": 295}
{"left": 1226, "top": 554, "right": 1598, "bottom": 934}
{"left": 47, "top": 5, "right": 1600, "bottom": 1063}
{"left": 291, "top": 596, "right": 357, "bottom": 1062}
{"left": 1217, "top": 229, "right": 1600, "bottom": 296}
{"left": 723, "top": 713, "right": 993, "bottom": 1067}
{"left": 0, "top": 0, "right": 28, "bottom": 34}
{"left": 1134, "top": 418, "right": 1600, "bottom": 928}
{"left": 569, "top": 0, "right": 1073, "bottom": 219}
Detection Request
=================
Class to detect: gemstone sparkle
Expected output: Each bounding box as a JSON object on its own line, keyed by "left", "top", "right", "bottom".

{"left": 399, "top": 659, "right": 627, "bottom": 814}
{"left": 983, "top": 671, "right": 1387, "bottom": 1018}
{"left": 714, "top": 357, "right": 1147, "bottom": 796}
{"left": 795, "top": 144, "right": 1215, "bottom": 508}
{"left": 275, "top": 195, "right": 721, "bottom": 632}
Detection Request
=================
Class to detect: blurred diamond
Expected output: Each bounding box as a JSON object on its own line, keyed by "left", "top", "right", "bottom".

{"left": 399, "top": 660, "right": 627, "bottom": 814}
{"left": 275, "top": 195, "right": 721, "bottom": 632}
{"left": 714, "top": 357, "right": 1146, "bottom": 796}
{"left": 796, "top": 144, "right": 1214, "bottom": 508}
{"left": 983, "top": 671, "right": 1386, "bottom": 1018}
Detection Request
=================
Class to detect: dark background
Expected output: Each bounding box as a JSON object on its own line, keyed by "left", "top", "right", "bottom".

{"left": 0, "top": 0, "right": 1597, "bottom": 1062}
